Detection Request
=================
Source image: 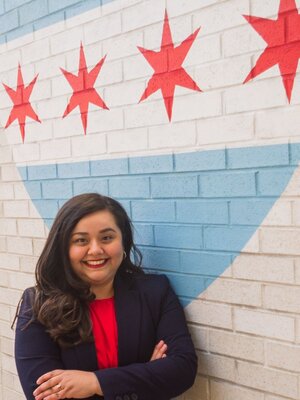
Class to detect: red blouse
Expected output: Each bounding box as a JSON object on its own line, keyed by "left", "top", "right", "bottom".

{"left": 89, "top": 297, "right": 118, "bottom": 369}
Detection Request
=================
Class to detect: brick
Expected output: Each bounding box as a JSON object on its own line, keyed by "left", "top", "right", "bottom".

{"left": 0, "top": 9, "right": 18, "bottom": 35}
{"left": 103, "top": 29, "right": 143, "bottom": 61}
{"left": 33, "top": 238, "right": 46, "bottom": 257}
{"left": 0, "top": 219, "right": 17, "bottom": 236}
{"left": 27, "top": 164, "right": 57, "bottom": 180}
{"left": 133, "top": 224, "right": 154, "bottom": 246}
{"left": 197, "top": 113, "right": 254, "bottom": 145}
{"left": 149, "top": 121, "right": 196, "bottom": 149}
{"left": 1, "top": 337, "right": 13, "bottom": 356}
{"left": 109, "top": 177, "right": 150, "bottom": 198}
{"left": 131, "top": 200, "right": 175, "bottom": 222}
{"left": 7, "top": 237, "right": 33, "bottom": 256}
{"left": 185, "top": 299, "right": 233, "bottom": 329}
{"left": 168, "top": 272, "right": 206, "bottom": 298}
{"left": 72, "top": 134, "right": 107, "bottom": 157}
{"left": 0, "top": 183, "right": 14, "bottom": 200}
{"left": 107, "top": 128, "right": 148, "bottom": 153}
{"left": 154, "top": 224, "right": 202, "bottom": 249}
{"left": 264, "top": 285, "right": 300, "bottom": 313}
{"left": 1, "top": 165, "right": 23, "bottom": 182}
{"left": 57, "top": 161, "right": 90, "bottom": 179}
{"left": 258, "top": 168, "right": 296, "bottom": 196}
{"left": 88, "top": 107, "right": 123, "bottom": 133}
{"left": 183, "top": 376, "right": 208, "bottom": 400}
{"left": 30, "top": 199, "right": 58, "bottom": 220}
{"left": 198, "top": 351, "right": 236, "bottom": 382}
{"left": 0, "top": 269, "right": 9, "bottom": 286}
{"left": 123, "top": 53, "right": 151, "bottom": 81}
{"left": 230, "top": 199, "right": 280, "bottom": 225}
{"left": 19, "top": 0, "right": 47, "bottom": 25}
{"left": 124, "top": 100, "right": 169, "bottom": 129}
{"left": 3, "top": 201, "right": 29, "bottom": 218}
{"left": 73, "top": 178, "right": 108, "bottom": 196}
{"left": 177, "top": 200, "right": 228, "bottom": 224}
{"left": 232, "top": 254, "right": 294, "bottom": 283}
{"left": 266, "top": 342, "right": 300, "bottom": 372}
{"left": 257, "top": 107, "right": 300, "bottom": 138}
{"left": 0, "top": 288, "right": 21, "bottom": 307}
{"left": 227, "top": 144, "right": 289, "bottom": 169}
{"left": 122, "top": 0, "right": 164, "bottom": 32}
{"left": 0, "top": 145, "right": 13, "bottom": 163}
{"left": 21, "top": 38, "right": 50, "bottom": 64}
{"left": 129, "top": 155, "right": 173, "bottom": 174}
{"left": 0, "top": 302, "right": 10, "bottom": 321}
{"left": 209, "top": 330, "right": 264, "bottom": 363}
{"left": 261, "top": 201, "right": 292, "bottom": 226}
{"left": 42, "top": 180, "right": 72, "bottom": 199}
{"left": 20, "top": 256, "right": 38, "bottom": 273}
{"left": 8, "top": 271, "right": 35, "bottom": 290}
{"left": 235, "top": 308, "right": 295, "bottom": 341}
{"left": 201, "top": 171, "right": 256, "bottom": 197}
{"left": 84, "top": 12, "right": 121, "bottom": 45}
{"left": 260, "top": 228, "right": 300, "bottom": 255}
{"left": 0, "top": 237, "right": 6, "bottom": 252}
{"left": 188, "top": 325, "right": 208, "bottom": 352}
{"left": 12, "top": 143, "right": 40, "bottom": 163}
{"left": 179, "top": 250, "right": 231, "bottom": 277}
{"left": 40, "top": 139, "right": 71, "bottom": 160}
{"left": 175, "top": 148, "right": 225, "bottom": 172}
{"left": 151, "top": 175, "right": 198, "bottom": 198}
{"left": 91, "top": 158, "right": 129, "bottom": 176}
{"left": 141, "top": 247, "right": 180, "bottom": 271}
{"left": 236, "top": 361, "right": 298, "bottom": 399}
{"left": 17, "top": 219, "right": 45, "bottom": 238}
{"left": 104, "top": 81, "right": 145, "bottom": 108}
{"left": 50, "top": 25, "right": 84, "bottom": 55}
{"left": 1, "top": 353, "right": 16, "bottom": 374}
{"left": 0, "top": 253, "right": 19, "bottom": 271}
{"left": 211, "top": 380, "right": 264, "bottom": 400}
{"left": 204, "top": 278, "right": 262, "bottom": 307}
{"left": 204, "top": 226, "right": 259, "bottom": 252}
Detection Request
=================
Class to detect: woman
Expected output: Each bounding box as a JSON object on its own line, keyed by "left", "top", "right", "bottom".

{"left": 15, "top": 193, "right": 197, "bottom": 400}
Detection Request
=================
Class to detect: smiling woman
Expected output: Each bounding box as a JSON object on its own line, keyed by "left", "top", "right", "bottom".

{"left": 14, "top": 193, "right": 197, "bottom": 400}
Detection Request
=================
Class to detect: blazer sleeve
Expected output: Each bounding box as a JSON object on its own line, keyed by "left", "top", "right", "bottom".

{"left": 15, "top": 288, "right": 65, "bottom": 400}
{"left": 95, "top": 275, "right": 198, "bottom": 400}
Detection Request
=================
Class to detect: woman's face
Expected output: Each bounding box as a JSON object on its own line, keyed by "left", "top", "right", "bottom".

{"left": 69, "top": 210, "right": 124, "bottom": 298}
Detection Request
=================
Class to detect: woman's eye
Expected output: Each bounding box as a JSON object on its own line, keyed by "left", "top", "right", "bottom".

{"left": 102, "top": 236, "right": 113, "bottom": 241}
{"left": 74, "top": 238, "right": 87, "bottom": 244}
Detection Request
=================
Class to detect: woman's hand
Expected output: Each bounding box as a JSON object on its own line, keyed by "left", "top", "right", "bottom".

{"left": 150, "top": 340, "right": 167, "bottom": 361}
{"left": 33, "top": 369, "right": 102, "bottom": 399}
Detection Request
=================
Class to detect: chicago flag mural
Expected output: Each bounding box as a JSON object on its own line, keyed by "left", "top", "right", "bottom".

{"left": 1, "top": 0, "right": 300, "bottom": 399}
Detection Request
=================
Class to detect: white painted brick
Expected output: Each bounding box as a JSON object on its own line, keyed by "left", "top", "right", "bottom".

{"left": 0, "top": 49, "right": 20, "bottom": 73}
{"left": 211, "top": 380, "right": 264, "bottom": 400}
{"left": 0, "top": 146, "right": 13, "bottom": 164}
{"left": 37, "top": 95, "right": 69, "bottom": 120}
{"left": 292, "top": 200, "right": 300, "bottom": 226}
{"left": 35, "top": 54, "right": 66, "bottom": 80}
{"left": 0, "top": 183, "right": 14, "bottom": 200}
{"left": 96, "top": 59, "right": 123, "bottom": 86}
{"left": 262, "top": 201, "right": 292, "bottom": 226}
{"left": 122, "top": 0, "right": 165, "bottom": 32}
{"left": 50, "top": 26, "right": 84, "bottom": 55}
{"left": 0, "top": 253, "right": 19, "bottom": 271}
{"left": 0, "top": 303, "right": 10, "bottom": 321}
{"left": 193, "top": 0, "right": 249, "bottom": 36}
{"left": 33, "top": 238, "right": 46, "bottom": 257}
{"left": 53, "top": 112, "right": 86, "bottom": 139}
{"left": 209, "top": 330, "right": 264, "bottom": 363}
{"left": 166, "top": 0, "right": 219, "bottom": 17}
{"left": 266, "top": 342, "right": 300, "bottom": 372}
{"left": 232, "top": 254, "right": 294, "bottom": 283}
{"left": 0, "top": 288, "right": 21, "bottom": 307}
{"left": 265, "top": 396, "right": 293, "bottom": 400}
{"left": 17, "top": 219, "right": 45, "bottom": 238}
{"left": 107, "top": 128, "right": 147, "bottom": 153}
{"left": 184, "top": 376, "right": 208, "bottom": 400}
{"left": 51, "top": 74, "right": 71, "bottom": 97}
{"left": 72, "top": 133, "right": 107, "bottom": 157}
{"left": 186, "top": 299, "right": 232, "bottom": 330}
{"left": 1, "top": 166, "right": 23, "bottom": 182}
{"left": 202, "top": 278, "right": 262, "bottom": 307}
{"left": 260, "top": 228, "right": 300, "bottom": 256}
{"left": 250, "top": 0, "right": 284, "bottom": 17}
{"left": 1, "top": 353, "right": 17, "bottom": 374}
{"left": 0, "top": 269, "right": 9, "bottom": 287}
{"left": 2, "top": 387, "right": 25, "bottom": 400}
{"left": 0, "top": 219, "right": 17, "bottom": 236}
{"left": 66, "top": 4, "right": 101, "bottom": 29}
{"left": 31, "top": 78, "right": 51, "bottom": 102}
{"left": 102, "top": 30, "right": 143, "bottom": 61}
{"left": 105, "top": 81, "right": 145, "bottom": 108}
{"left": 21, "top": 38, "right": 50, "bottom": 64}
{"left": 124, "top": 54, "right": 152, "bottom": 80}
{"left": 12, "top": 143, "right": 40, "bottom": 163}
{"left": 84, "top": 12, "right": 122, "bottom": 44}
{"left": 225, "top": 78, "right": 287, "bottom": 115}
{"left": 3, "top": 201, "right": 29, "bottom": 218}
{"left": 197, "top": 113, "right": 254, "bottom": 145}
{"left": 88, "top": 108, "right": 123, "bottom": 133}
{"left": 1, "top": 337, "right": 13, "bottom": 356}
{"left": 236, "top": 361, "right": 298, "bottom": 399}
{"left": 8, "top": 271, "right": 35, "bottom": 291}
{"left": 20, "top": 256, "right": 37, "bottom": 274}
{"left": 14, "top": 182, "right": 31, "bottom": 200}
{"left": 235, "top": 308, "right": 295, "bottom": 341}
{"left": 29, "top": 202, "right": 41, "bottom": 219}
{"left": 198, "top": 351, "right": 236, "bottom": 382}
{"left": 7, "top": 236, "right": 33, "bottom": 256}
{"left": 0, "top": 237, "right": 6, "bottom": 252}
{"left": 264, "top": 285, "right": 300, "bottom": 313}
{"left": 40, "top": 138, "right": 71, "bottom": 160}
{"left": 149, "top": 121, "right": 196, "bottom": 149}
{"left": 124, "top": 100, "right": 167, "bottom": 128}
{"left": 282, "top": 168, "right": 300, "bottom": 197}
{"left": 184, "top": 35, "right": 221, "bottom": 68}
{"left": 188, "top": 325, "right": 208, "bottom": 351}
{"left": 256, "top": 106, "right": 300, "bottom": 138}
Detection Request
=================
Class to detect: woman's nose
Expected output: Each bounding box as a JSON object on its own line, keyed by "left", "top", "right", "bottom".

{"left": 88, "top": 240, "right": 104, "bottom": 255}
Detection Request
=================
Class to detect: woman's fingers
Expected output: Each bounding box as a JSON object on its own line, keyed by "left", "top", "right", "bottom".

{"left": 150, "top": 340, "right": 168, "bottom": 361}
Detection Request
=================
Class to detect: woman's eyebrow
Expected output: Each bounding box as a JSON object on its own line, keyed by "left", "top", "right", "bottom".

{"left": 71, "top": 228, "right": 116, "bottom": 236}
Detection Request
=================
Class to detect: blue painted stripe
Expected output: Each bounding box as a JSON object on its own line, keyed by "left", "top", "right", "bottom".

{"left": 0, "top": 0, "right": 117, "bottom": 44}
{"left": 18, "top": 143, "right": 299, "bottom": 303}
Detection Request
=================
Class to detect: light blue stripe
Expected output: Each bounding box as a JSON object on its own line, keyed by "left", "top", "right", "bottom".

{"left": 0, "top": 0, "right": 117, "bottom": 44}
{"left": 19, "top": 143, "right": 299, "bottom": 304}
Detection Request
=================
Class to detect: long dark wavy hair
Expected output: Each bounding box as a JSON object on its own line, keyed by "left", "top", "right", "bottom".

{"left": 30, "top": 193, "right": 143, "bottom": 347}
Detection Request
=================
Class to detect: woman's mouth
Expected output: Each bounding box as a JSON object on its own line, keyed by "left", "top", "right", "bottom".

{"left": 82, "top": 259, "right": 108, "bottom": 269}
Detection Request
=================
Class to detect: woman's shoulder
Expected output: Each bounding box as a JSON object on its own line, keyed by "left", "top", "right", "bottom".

{"left": 132, "top": 272, "right": 170, "bottom": 293}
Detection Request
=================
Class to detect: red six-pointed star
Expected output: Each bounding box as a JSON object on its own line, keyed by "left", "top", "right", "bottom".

{"left": 138, "top": 10, "right": 201, "bottom": 121}
{"left": 244, "top": 0, "right": 300, "bottom": 102}
{"left": 3, "top": 64, "right": 41, "bottom": 142}
{"left": 61, "top": 43, "right": 108, "bottom": 135}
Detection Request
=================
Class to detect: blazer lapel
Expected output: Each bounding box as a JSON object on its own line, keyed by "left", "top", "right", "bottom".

{"left": 114, "top": 273, "right": 141, "bottom": 366}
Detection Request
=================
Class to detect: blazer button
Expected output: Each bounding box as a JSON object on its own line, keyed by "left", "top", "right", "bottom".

{"left": 131, "top": 394, "right": 138, "bottom": 400}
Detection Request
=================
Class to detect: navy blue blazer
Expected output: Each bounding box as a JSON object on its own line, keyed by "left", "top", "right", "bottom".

{"left": 15, "top": 273, "right": 197, "bottom": 400}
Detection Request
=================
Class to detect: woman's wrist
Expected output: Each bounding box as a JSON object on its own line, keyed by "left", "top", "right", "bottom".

{"left": 91, "top": 372, "right": 103, "bottom": 396}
